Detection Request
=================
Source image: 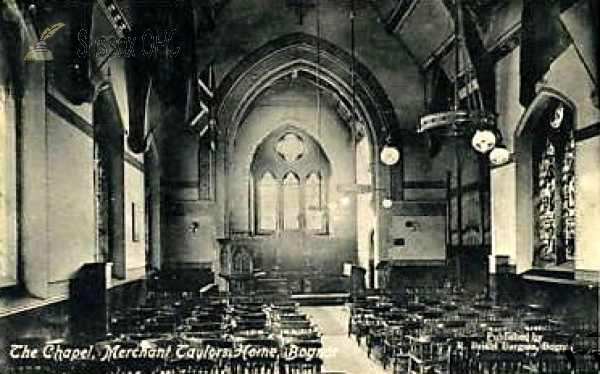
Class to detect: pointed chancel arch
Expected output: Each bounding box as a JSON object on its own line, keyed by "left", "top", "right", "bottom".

{"left": 216, "top": 34, "right": 402, "bottom": 214}
{"left": 217, "top": 33, "right": 404, "bottom": 285}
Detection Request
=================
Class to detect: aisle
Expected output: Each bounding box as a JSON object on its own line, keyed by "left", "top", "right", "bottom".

{"left": 300, "top": 305, "right": 388, "bottom": 374}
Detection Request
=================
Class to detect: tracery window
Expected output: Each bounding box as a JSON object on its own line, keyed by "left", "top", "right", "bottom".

{"left": 282, "top": 173, "right": 301, "bottom": 229}
{"left": 276, "top": 133, "right": 305, "bottom": 162}
{"left": 258, "top": 172, "right": 278, "bottom": 232}
{"left": 533, "top": 103, "right": 575, "bottom": 266}
{"left": 252, "top": 129, "right": 330, "bottom": 234}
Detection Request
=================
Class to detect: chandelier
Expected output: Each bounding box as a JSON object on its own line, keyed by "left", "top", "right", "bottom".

{"left": 417, "top": 0, "right": 509, "bottom": 166}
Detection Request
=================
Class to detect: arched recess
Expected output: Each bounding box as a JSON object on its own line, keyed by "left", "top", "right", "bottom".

{"left": 214, "top": 33, "right": 403, "bottom": 240}
{"left": 513, "top": 87, "right": 577, "bottom": 271}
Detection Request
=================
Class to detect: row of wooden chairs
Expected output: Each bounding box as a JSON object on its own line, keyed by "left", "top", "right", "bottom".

{"left": 349, "top": 292, "right": 599, "bottom": 374}
{"left": 6, "top": 290, "right": 323, "bottom": 373}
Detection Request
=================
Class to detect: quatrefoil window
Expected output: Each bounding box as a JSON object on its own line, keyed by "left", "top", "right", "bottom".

{"left": 275, "top": 132, "right": 305, "bottom": 162}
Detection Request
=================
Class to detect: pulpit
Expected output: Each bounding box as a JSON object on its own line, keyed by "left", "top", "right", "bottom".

{"left": 219, "top": 239, "right": 257, "bottom": 295}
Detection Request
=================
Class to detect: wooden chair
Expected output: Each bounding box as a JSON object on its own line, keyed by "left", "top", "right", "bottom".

{"left": 366, "top": 323, "right": 386, "bottom": 359}
{"left": 392, "top": 353, "right": 412, "bottom": 374}
{"left": 407, "top": 335, "right": 451, "bottom": 374}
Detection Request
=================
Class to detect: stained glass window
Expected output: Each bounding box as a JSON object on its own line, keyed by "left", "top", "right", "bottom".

{"left": 537, "top": 140, "right": 558, "bottom": 263}
{"left": 562, "top": 136, "right": 575, "bottom": 260}
{"left": 534, "top": 103, "right": 575, "bottom": 266}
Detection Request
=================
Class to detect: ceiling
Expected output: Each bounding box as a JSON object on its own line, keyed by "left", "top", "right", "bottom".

{"left": 11, "top": 0, "right": 519, "bottom": 150}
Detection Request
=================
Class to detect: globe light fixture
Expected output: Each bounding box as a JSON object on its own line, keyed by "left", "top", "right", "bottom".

{"left": 381, "top": 198, "right": 393, "bottom": 209}
{"left": 380, "top": 145, "right": 400, "bottom": 166}
{"left": 489, "top": 146, "right": 511, "bottom": 166}
{"left": 471, "top": 129, "right": 497, "bottom": 153}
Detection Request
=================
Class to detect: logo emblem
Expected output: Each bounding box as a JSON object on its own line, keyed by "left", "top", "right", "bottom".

{"left": 24, "top": 23, "right": 65, "bottom": 61}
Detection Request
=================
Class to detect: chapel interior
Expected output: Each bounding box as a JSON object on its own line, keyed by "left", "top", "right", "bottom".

{"left": 0, "top": 0, "right": 599, "bottom": 373}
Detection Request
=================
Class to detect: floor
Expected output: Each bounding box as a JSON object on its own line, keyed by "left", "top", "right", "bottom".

{"left": 300, "top": 305, "right": 388, "bottom": 374}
